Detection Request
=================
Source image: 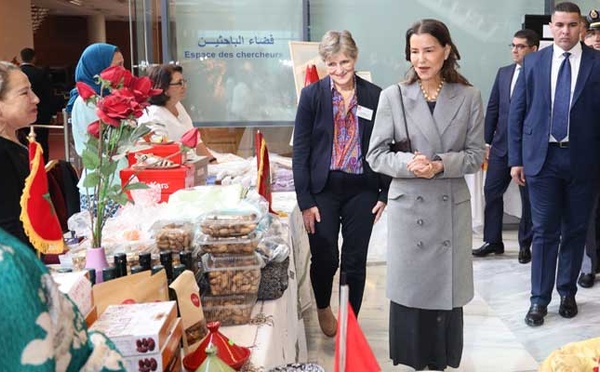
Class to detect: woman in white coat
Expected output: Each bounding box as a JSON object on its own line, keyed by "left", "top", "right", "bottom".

{"left": 366, "top": 19, "right": 485, "bottom": 370}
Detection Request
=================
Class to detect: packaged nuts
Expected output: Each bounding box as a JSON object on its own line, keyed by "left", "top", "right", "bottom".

{"left": 198, "top": 232, "right": 261, "bottom": 255}
{"left": 155, "top": 223, "right": 193, "bottom": 252}
{"left": 200, "top": 212, "right": 259, "bottom": 237}
{"left": 201, "top": 253, "right": 262, "bottom": 296}
{"left": 201, "top": 294, "right": 257, "bottom": 326}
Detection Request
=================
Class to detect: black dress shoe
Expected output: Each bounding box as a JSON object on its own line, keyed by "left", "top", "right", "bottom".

{"left": 518, "top": 247, "right": 532, "bottom": 264}
{"left": 559, "top": 295, "right": 578, "bottom": 318}
{"left": 472, "top": 242, "right": 504, "bottom": 257}
{"left": 578, "top": 273, "right": 595, "bottom": 288}
{"left": 524, "top": 304, "right": 547, "bottom": 327}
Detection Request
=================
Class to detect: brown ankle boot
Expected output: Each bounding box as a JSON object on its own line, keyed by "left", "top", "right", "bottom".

{"left": 317, "top": 306, "right": 337, "bottom": 337}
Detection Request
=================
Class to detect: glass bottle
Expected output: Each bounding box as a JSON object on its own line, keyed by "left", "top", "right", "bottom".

{"left": 114, "top": 253, "right": 127, "bottom": 277}
{"left": 102, "top": 267, "right": 117, "bottom": 282}
{"left": 139, "top": 252, "right": 152, "bottom": 271}
{"left": 159, "top": 250, "right": 174, "bottom": 282}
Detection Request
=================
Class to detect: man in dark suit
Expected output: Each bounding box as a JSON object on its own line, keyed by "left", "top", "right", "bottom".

{"left": 473, "top": 29, "right": 539, "bottom": 264}
{"left": 18, "top": 48, "right": 57, "bottom": 163}
{"left": 508, "top": 2, "right": 600, "bottom": 327}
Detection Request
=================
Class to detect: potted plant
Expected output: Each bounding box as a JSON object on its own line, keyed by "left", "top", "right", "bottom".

{"left": 76, "top": 66, "right": 161, "bottom": 277}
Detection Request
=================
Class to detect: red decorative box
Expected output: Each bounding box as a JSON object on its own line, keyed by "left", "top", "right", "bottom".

{"left": 120, "top": 165, "right": 195, "bottom": 202}
{"left": 127, "top": 143, "right": 184, "bottom": 167}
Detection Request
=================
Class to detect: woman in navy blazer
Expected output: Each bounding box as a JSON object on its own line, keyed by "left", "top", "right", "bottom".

{"left": 292, "top": 30, "right": 390, "bottom": 337}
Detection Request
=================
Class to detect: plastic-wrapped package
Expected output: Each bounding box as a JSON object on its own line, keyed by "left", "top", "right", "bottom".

{"left": 256, "top": 236, "right": 290, "bottom": 300}
{"left": 153, "top": 222, "right": 195, "bottom": 252}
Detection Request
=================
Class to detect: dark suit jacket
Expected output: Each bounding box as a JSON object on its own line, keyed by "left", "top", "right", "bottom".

{"left": 20, "top": 64, "right": 56, "bottom": 124}
{"left": 486, "top": 64, "right": 516, "bottom": 157}
{"left": 508, "top": 44, "right": 600, "bottom": 179}
{"left": 293, "top": 75, "right": 390, "bottom": 211}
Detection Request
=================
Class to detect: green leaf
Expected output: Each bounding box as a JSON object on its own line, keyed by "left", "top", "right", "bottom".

{"left": 124, "top": 182, "right": 149, "bottom": 191}
{"left": 113, "top": 192, "right": 130, "bottom": 206}
{"left": 82, "top": 171, "right": 101, "bottom": 188}
{"left": 100, "top": 161, "right": 118, "bottom": 178}
{"left": 82, "top": 148, "right": 100, "bottom": 170}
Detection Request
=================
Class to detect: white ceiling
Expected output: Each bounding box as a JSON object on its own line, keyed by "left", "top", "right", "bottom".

{"left": 32, "top": 0, "right": 130, "bottom": 20}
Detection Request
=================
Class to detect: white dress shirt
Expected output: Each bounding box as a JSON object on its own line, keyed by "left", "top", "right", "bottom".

{"left": 510, "top": 65, "right": 521, "bottom": 98}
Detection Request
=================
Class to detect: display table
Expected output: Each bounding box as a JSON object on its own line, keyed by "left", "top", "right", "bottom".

{"left": 219, "top": 193, "right": 309, "bottom": 370}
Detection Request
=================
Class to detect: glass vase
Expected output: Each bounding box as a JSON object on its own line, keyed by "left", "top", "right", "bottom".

{"left": 84, "top": 246, "right": 109, "bottom": 284}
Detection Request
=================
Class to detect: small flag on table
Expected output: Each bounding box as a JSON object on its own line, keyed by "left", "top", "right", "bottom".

{"left": 255, "top": 130, "right": 276, "bottom": 214}
{"left": 19, "top": 130, "right": 65, "bottom": 254}
{"left": 304, "top": 64, "right": 320, "bottom": 86}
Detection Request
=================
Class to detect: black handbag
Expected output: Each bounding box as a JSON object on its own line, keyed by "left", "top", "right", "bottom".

{"left": 389, "top": 84, "right": 413, "bottom": 153}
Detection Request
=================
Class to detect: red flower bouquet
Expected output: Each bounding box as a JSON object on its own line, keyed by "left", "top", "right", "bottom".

{"left": 76, "top": 66, "right": 161, "bottom": 247}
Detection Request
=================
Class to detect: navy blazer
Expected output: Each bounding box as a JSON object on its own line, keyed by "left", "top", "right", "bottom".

{"left": 485, "top": 64, "right": 516, "bottom": 157}
{"left": 292, "top": 75, "right": 390, "bottom": 211}
{"left": 508, "top": 44, "right": 600, "bottom": 179}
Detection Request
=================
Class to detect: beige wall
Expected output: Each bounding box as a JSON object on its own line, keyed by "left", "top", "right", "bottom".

{"left": 0, "top": 0, "right": 33, "bottom": 62}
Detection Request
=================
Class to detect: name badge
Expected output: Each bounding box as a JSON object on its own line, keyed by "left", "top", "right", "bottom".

{"left": 357, "top": 105, "right": 373, "bottom": 121}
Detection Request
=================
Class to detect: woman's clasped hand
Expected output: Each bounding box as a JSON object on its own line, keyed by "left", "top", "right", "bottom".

{"left": 407, "top": 152, "right": 438, "bottom": 179}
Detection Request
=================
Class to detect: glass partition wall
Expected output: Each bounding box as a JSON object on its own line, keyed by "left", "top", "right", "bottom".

{"left": 129, "top": 0, "right": 595, "bottom": 157}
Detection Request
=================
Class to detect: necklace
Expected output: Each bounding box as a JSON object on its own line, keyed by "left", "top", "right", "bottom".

{"left": 418, "top": 79, "right": 444, "bottom": 102}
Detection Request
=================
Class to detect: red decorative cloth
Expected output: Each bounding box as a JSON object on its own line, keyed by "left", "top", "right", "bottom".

{"left": 19, "top": 136, "right": 65, "bottom": 254}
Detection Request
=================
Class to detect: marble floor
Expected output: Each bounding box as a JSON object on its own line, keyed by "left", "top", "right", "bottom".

{"left": 303, "top": 230, "right": 600, "bottom": 371}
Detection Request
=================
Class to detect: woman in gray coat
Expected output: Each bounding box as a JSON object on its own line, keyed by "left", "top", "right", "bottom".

{"left": 366, "top": 19, "right": 485, "bottom": 370}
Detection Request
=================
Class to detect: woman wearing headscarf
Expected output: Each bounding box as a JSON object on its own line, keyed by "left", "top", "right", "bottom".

{"left": 0, "top": 61, "right": 39, "bottom": 247}
{"left": 367, "top": 19, "right": 485, "bottom": 370}
{"left": 292, "top": 30, "right": 390, "bottom": 337}
{"left": 68, "top": 43, "right": 124, "bottom": 216}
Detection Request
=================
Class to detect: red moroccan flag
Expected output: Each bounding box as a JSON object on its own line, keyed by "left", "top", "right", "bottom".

{"left": 255, "top": 130, "right": 275, "bottom": 214}
{"left": 19, "top": 135, "right": 65, "bottom": 254}
{"left": 304, "top": 64, "right": 319, "bottom": 86}
{"left": 334, "top": 303, "right": 381, "bottom": 372}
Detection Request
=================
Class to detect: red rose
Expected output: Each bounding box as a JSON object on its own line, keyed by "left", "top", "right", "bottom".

{"left": 180, "top": 128, "right": 200, "bottom": 148}
{"left": 99, "top": 66, "right": 134, "bottom": 89}
{"left": 87, "top": 120, "right": 100, "bottom": 138}
{"left": 96, "top": 92, "right": 135, "bottom": 127}
{"left": 76, "top": 82, "right": 97, "bottom": 100}
{"left": 130, "top": 76, "right": 162, "bottom": 103}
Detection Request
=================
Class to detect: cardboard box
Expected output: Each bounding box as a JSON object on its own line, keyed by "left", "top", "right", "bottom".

{"left": 85, "top": 306, "right": 97, "bottom": 328}
{"left": 120, "top": 166, "right": 194, "bottom": 202}
{"left": 185, "top": 156, "right": 209, "bottom": 186}
{"left": 122, "top": 318, "right": 183, "bottom": 372}
{"left": 90, "top": 301, "right": 178, "bottom": 357}
{"left": 52, "top": 270, "right": 93, "bottom": 317}
{"left": 128, "top": 143, "right": 184, "bottom": 166}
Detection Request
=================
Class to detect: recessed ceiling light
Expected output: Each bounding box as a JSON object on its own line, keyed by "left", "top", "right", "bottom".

{"left": 69, "top": 0, "right": 82, "bottom": 5}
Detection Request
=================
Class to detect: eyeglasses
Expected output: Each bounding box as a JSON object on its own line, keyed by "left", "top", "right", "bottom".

{"left": 325, "top": 59, "right": 353, "bottom": 71}
{"left": 169, "top": 79, "right": 187, "bottom": 87}
{"left": 509, "top": 43, "right": 530, "bottom": 50}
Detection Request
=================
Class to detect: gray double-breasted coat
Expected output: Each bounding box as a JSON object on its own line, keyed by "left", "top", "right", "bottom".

{"left": 366, "top": 81, "right": 485, "bottom": 310}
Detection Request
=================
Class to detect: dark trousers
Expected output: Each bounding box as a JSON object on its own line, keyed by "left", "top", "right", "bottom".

{"left": 581, "top": 179, "right": 600, "bottom": 274}
{"left": 527, "top": 145, "right": 596, "bottom": 306}
{"left": 308, "top": 171, "right": 378, "bottom": 315}
{"left": 483, "top": 153, "right": 533, "bottom": 248}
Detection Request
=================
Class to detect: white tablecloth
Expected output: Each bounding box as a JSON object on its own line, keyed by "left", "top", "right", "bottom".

{"left": 219, "top": 193, "right": 309, "bottom": 370}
